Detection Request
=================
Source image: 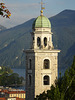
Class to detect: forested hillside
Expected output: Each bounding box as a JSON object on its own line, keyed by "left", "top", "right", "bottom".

{"left": 50, "top": 10, "right": 75, "bottom": 72}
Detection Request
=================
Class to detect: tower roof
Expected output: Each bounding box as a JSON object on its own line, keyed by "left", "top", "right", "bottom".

{"left": 32, "top": 15, "right": 51, "bottom": 29}
{"left": 32, "top": 0, "right": 51, "bottom": 29}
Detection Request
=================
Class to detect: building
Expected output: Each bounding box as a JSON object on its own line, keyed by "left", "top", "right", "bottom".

{"left": 0, "top": 88, "right": 25, "bottom": 100}
{"left": 0, "top": 97, "right": 25, "bottom": 100}
{"left": 7, "top": 97, "right": 25, "bottom": 100}
{"left": 25, "top": 1, "right": 60, "bottom": 100}
{"left": 8, "top": 91, "right": 25, "bottom": 99}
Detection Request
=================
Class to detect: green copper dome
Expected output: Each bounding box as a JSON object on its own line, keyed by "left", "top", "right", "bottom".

{"left": 32, "top": 15, "right": 51, "bottom": 29}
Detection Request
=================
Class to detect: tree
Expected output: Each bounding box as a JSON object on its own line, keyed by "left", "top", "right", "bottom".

{"left": 0, "top": 2, "right": 11, "bottom": 18}
{"left": 64, "top": 56, "right": 75, "bottom": 100}
{"left": 0, "top": 71, "right": 24, "bottom": 86}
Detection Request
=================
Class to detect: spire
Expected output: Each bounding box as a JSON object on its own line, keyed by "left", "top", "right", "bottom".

{"left": 40, "top": 0, "right": 45, "bottom": 16}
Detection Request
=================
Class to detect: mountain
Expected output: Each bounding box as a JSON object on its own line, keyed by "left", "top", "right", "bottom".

{"left": 0, "top": 10, "right": 75, "bottom": 73}
{"left": 49, "top": 10, "right": 75, "bottom": 72}
{"left": 0, "top": 19, "right": 34, "bottom": 68}
{"left": 0, "top": 25, "right": 6, "bottom": 31}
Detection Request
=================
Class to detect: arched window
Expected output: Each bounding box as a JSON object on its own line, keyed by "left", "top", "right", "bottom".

{"left": 37, "top": 37, "right": 41, "bottom": 47}
{"left": 44, "top": 59, "right": 49, "bottom": 69}
{"left": 29, "top": 59, "right": 31, "bottom": 69}
{"left": 44, "top": 37, "right": 47, "bottom": 47}
{"left": 29, "top": 75, "right": 32, "bottom": 86}
{"left": 43, "top": 75, "right": 49, "bottom": 85}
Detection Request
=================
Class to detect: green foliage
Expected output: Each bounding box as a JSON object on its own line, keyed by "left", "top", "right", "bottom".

{"left": 0, "top": 67, "right": 24, "bottom": 86}
{"left": 7, "top": 73, "right": 24, "bottom": 85}
{"left": 34, "top": 92, "right": 47, "bottom": 100}
{"left": 0, "top": 66, "right": 13, "bottom": 74}
{"left": 54, "top": 86, "right": 60, "bottom": 100}
{"left": 35, "top": 56, "right": 75, "bottom": 100}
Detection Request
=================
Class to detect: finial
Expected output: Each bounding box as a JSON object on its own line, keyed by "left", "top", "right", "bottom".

{"left": 40, "top": 0, "right": 45, "bottom": 16}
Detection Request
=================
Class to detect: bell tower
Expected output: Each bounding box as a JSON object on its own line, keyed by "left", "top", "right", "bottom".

{"left": 25, "top": 1, "right": 60, "bottom": 100}
{"left": 31, "top": 10, "right": 53, "bottom": 50}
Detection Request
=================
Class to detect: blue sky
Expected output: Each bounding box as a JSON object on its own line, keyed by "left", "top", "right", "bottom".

{"left": 0, "top": 0, "right": 75, "bottom": 28}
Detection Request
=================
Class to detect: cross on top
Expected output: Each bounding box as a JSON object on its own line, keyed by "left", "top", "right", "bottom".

{"left": 40, "top": 0, "right": 45, "bottom": 15}
{"left": 40, "top": 0, "right": 45, "bottom": 10}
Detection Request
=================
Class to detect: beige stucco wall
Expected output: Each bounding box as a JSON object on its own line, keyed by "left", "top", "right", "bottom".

{"left": 34, "top": 51, "right": 59, "bottom": 96}
{"left": 25, "top": 49, "right": 60, "bottom": 100}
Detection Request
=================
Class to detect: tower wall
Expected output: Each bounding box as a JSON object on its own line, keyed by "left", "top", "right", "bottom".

{"left": 25, "top": 50, "right": 60, "bottom": 100}
{"left": 34, "top": 51, "right": 58, "bottom": 96}
{"left": 25, "top": 52, "right": 35, "bottom": 100}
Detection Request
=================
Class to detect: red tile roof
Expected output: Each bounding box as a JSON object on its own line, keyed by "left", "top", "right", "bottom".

{"left": 0, "top": 98, "right": 6, "bottom": 100}
{"left": 0, "top": 90, "right": 25, "bottom": 94}
{"left": 7, "top": 91, "right": 25, "bottom": 94}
